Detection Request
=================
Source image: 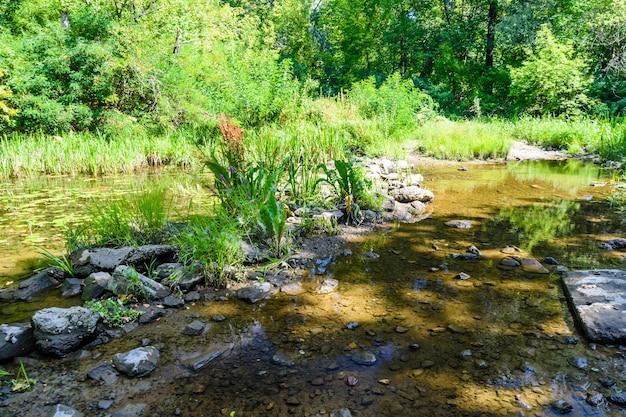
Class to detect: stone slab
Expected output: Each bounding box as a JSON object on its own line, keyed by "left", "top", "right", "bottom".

{"left": 561, "top": 270, "right": 626, "bottom": 343}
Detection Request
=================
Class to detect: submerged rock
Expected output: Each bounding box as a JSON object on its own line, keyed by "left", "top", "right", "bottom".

{"left": 445, "top": 220, "right": 472, "bottom": 229}
{"left": 237, "top": 282, "right": 272, "bottom": 303}
{"left": 520, "top": 258, "right": 549, "bottom": 274}
{"left": 112, "top": 346, "right": 159, "bottom": 377}
{"left": 48, "top": 404, "right": 84, "bottom": 417}
{"left": 351, "top": 351, "right": 377, "bottom": 366}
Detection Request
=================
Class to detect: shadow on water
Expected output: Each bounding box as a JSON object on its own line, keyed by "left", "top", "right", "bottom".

{"left": 3, "top": 160, "right": 626, "bottom": 416}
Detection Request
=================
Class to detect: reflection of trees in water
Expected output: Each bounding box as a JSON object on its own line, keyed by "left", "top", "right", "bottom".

{"left": 497, "top": 200, "right": 579, "bottom": 252}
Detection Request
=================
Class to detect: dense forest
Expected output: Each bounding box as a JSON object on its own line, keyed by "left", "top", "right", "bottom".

{"left": 0, "top": 0, "right": 625, "bottom": 136}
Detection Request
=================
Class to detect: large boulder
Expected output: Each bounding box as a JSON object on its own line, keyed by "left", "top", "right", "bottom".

{"left": 112, "top": 346, "right": 159, "bottom": 377}
{"left": 390, "top": 186, "right": 434, "bottom": 203}
{"left": 70, "top": 245, "right": 177, "bottom": 278}
{"left": 31, "top": 307, "right": 101, "bottom": 357}
{"left": 0, "top": 323, "right": 35, "bottom": 361}
{"left": 562, "top": 270, "right": 626, "bottom": 343}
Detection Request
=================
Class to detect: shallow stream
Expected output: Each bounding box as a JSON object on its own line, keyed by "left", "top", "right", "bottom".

{"left": 2, "top": 160, "right": 626, "bottom": 417}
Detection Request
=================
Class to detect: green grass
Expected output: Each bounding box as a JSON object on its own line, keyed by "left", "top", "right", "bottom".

{"left": 415, "top": 118, "right": 512, "bottom": 160}
{"left": 0, "top": 130, "right": 200, "bottom": 178}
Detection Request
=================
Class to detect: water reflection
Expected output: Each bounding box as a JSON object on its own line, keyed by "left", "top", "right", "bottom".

{"left": 492, "top": 199, "right": 579, "bottom": 251}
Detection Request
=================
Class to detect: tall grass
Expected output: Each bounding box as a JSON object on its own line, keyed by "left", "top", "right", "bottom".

{"left": 0, "top": 130, "right": 200, "bottom": 178}
{"left": 415, "top": 119, "right": 512, "bottom": 160}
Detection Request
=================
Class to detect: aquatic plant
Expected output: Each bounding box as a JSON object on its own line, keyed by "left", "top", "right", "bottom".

{"left": 37, "top": 248, "right": 74, "bottom": 278}
{"left": 259, "top": 193, "right": 288, "bottom": 257}
{"left": 85, "top": 298, "right": 143, "bottom": 328}
{"left": 0, "top": 361, "right": 36, "bottom": 392}
{"left": 316, "top": 159, "right": 372, "bottom": 225}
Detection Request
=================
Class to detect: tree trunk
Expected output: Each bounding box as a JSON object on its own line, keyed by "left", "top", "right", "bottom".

{"left": 173, "top": 28, "right": 183, "bottom": 55}
{"left": 486, "top": 1, "right": 497, "bottom": 68}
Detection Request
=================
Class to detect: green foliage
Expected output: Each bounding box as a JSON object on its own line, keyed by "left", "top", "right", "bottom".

{"left": 350, "top": 73, "right": 436, "bottom": 128}
{"left": 0, "top": 361, "right": 36, "bottom": 392}
{"left": 37, "top": 248, "right": 74, "bottom": 277}
{"left": 509, "top": 26, "right": 594, "bottom": 117}
{"left": 416, "top": 119, "right": 512, "bottom": 160}
{"left": 259, "top": 194, "right": 287, "bottom": 257}
{"left": 0, "top": 70, "right": 18, "bottom": 126}
{"left": 174, "top": 215, "right": 244, "bottom": 287}
{"left": 70, "top": 188, "right": 170, "bottom": 248}
{"left": 85, "top": 298, "right": 143, "bottom": 328}
{"left": 316, "top": 159, "right": 372, "bottom": 224}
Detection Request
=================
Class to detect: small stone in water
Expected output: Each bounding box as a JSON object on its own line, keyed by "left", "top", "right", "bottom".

{"left": 551, "top": 399, "right": 573, "bottom": 414}
{"left": 456, "top": 272, "right": 470, "bottom": 280}
{"left": 378, "top": 378, "right": 390, "bottom": 385}
{"left": 346, "top": 375, "right": 359, "bottom": 386}
{"left": 344, "top": 321, "right": 360, "bottom": 330}
{"left": 395, "top": 326, "right": 409, "bottom": 333}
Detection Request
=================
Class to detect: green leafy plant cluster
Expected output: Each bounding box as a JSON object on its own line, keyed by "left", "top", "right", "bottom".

{"left": 0, "top": 361, "right": 36, "bottom": 392}
{"left": 69, "top": 187, "right": 170, "bottom": 249}
{"left": 316, "top": 159, "right": 374, "bottom": 225}
{"left": 85, "top": 298, "right": 143, "bottom": 328}
{"left": 37, "top": 248, "right": 74, "bottom": 277}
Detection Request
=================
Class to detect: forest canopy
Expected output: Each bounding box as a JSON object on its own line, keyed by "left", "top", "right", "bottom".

{"left": 1, "top": 0, "right": 626, "bottom": 134}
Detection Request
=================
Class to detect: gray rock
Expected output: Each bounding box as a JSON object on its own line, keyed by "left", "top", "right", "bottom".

{"left": 445, "top": 220, "right": 472, "bottom": 229}
{"left": 71, "top": 247, "right": 134, "bottom": 275}
{"left": 599, "top": 238, "right": 626, "bottom": 250}
{"left": 111, "top": 404, "right": 147, "bottom": 417}
{"left": 87, "top": 361, "right": 119, "bottom": 385}
{"left": 98, "top": 400, "right": 114, "bottom": 410}
{"left": 181, "top": 344, "right": 227, "bottom": 371}
{"left": 163, "top": 295, "right": 184, "bottom": 308}
{"left": 608, "top": 392, "right": 626, "bottom": 407}
{"left": 281, "top": 282, "right": 306, "bottom": 295}
{"left": 562, "top": 269, "right": 626, "bottom": 343}
{"left": 330, "top": 409, "right": 353, "bottom": 417}
{"left": 381, "top": 195, "right": 396, "bottom": 211}
{"left": 112, "top": 346, "right": 159, "bottom": 377}
{"left": 240, "top": 241, "right": 268, "bottom": 264}
{"left": 110, "top": 265, "right": 170, "bottom": 300}
{"left": 48, "top": 404, "right": 84, "bottom": 417}
{"left": 390, "top": 186, "right": 434, "bottom": 203}
{"left": 351, "top": 351, "right": 377, "bottom": 366}
{"left": 211, "top": 314, "right": 226, "bottom": 322}
{"left": 316, "top": 278, "right": 339, "bottom": 294}
{"left": 182, "top": 321, "right": 205, "bottom": 336}
{"left": 32, "top": 307, "right": 101, "bottom": 357}
{"left": 124, "top": 245, "right": 177, "bottom": 266}
{"left": 567, "top": 356, "right": 588, "bottom": 369}
{"left": 520, "top": 258, "right": 549, "bottom": 274}
{"left": 0, "top": 269, "right": 57, "bottom": 301}
{"left": 82, "top": 272, "right": 112, "bottom": 301}
{"left": 272, "top": 351, "right": 297, "bottom": 367}
{"left": 61, "top": 278, "right": 83, "bottom": 298}
{"left": 500, "top": 258, "right": 520, "bottom": 268}
{"left": 551, "top": 399, "right": 573, "bottom": 414}
{"left": 237, "top": 282, "right": 272, "bottom": 303}
{"left": 0, "top": 323, "right": 35, "bottom": 361}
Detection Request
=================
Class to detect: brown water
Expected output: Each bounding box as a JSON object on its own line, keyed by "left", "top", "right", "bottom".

{"left": 2, "top": 160, "right": 626, "bottom": 417}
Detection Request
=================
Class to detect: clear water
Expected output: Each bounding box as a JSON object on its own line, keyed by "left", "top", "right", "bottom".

{"left": 2, "top": 160, "right": 626, "bottom": 417}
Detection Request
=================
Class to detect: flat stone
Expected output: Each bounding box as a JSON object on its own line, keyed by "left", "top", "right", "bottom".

{"left": 182, "top": 321, "right": 205, "bottom": 336}
{"left": 445, "top": 220, "right": 471, "bottom": 229}
{"left": 316, "top": 278, "right": 339, "bottom": 294}
{"left": 181, "top": 345, "right": 226, "bottom": 371}
{"left": 520, "top": 258, "right": 549, "bottom": 274}
{"left": 49, "top": 404, "right": 84, "bottom": 417}
{"left": 351, "top": 351, "right": 377, "bottom": 366}
{"left": 281, "top": 282, "right": 306, "bottom": 295}
{"left": 112, "top": 346, "right": 159, "bottom": 377}
{"left": 562, "top": 270, "right": 626, "bottom": 343}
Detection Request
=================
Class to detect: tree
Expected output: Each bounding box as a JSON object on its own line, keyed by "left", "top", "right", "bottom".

{"left": 0, "top": 70, "right": 18, "bottom": 126}
{"left": 509, "top": 25, "right": 593, "bottom": 116}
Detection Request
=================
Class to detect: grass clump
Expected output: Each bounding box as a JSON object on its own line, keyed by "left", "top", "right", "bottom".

{"left": 415, "top": 118, "right": 512, "bottom": 160}
{"left": 69, "top": 187, "right": 171, "bottom": 248}
{"left": 85, "top": 298, "right": 143, "bottom": 328}
{"left": 0, "top": 361, "right": 36, "bottom": 392}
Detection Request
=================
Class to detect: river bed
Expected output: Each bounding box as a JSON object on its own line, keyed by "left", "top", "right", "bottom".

{"left": 1, "top": 160, "right": 626, "bottom": 416}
